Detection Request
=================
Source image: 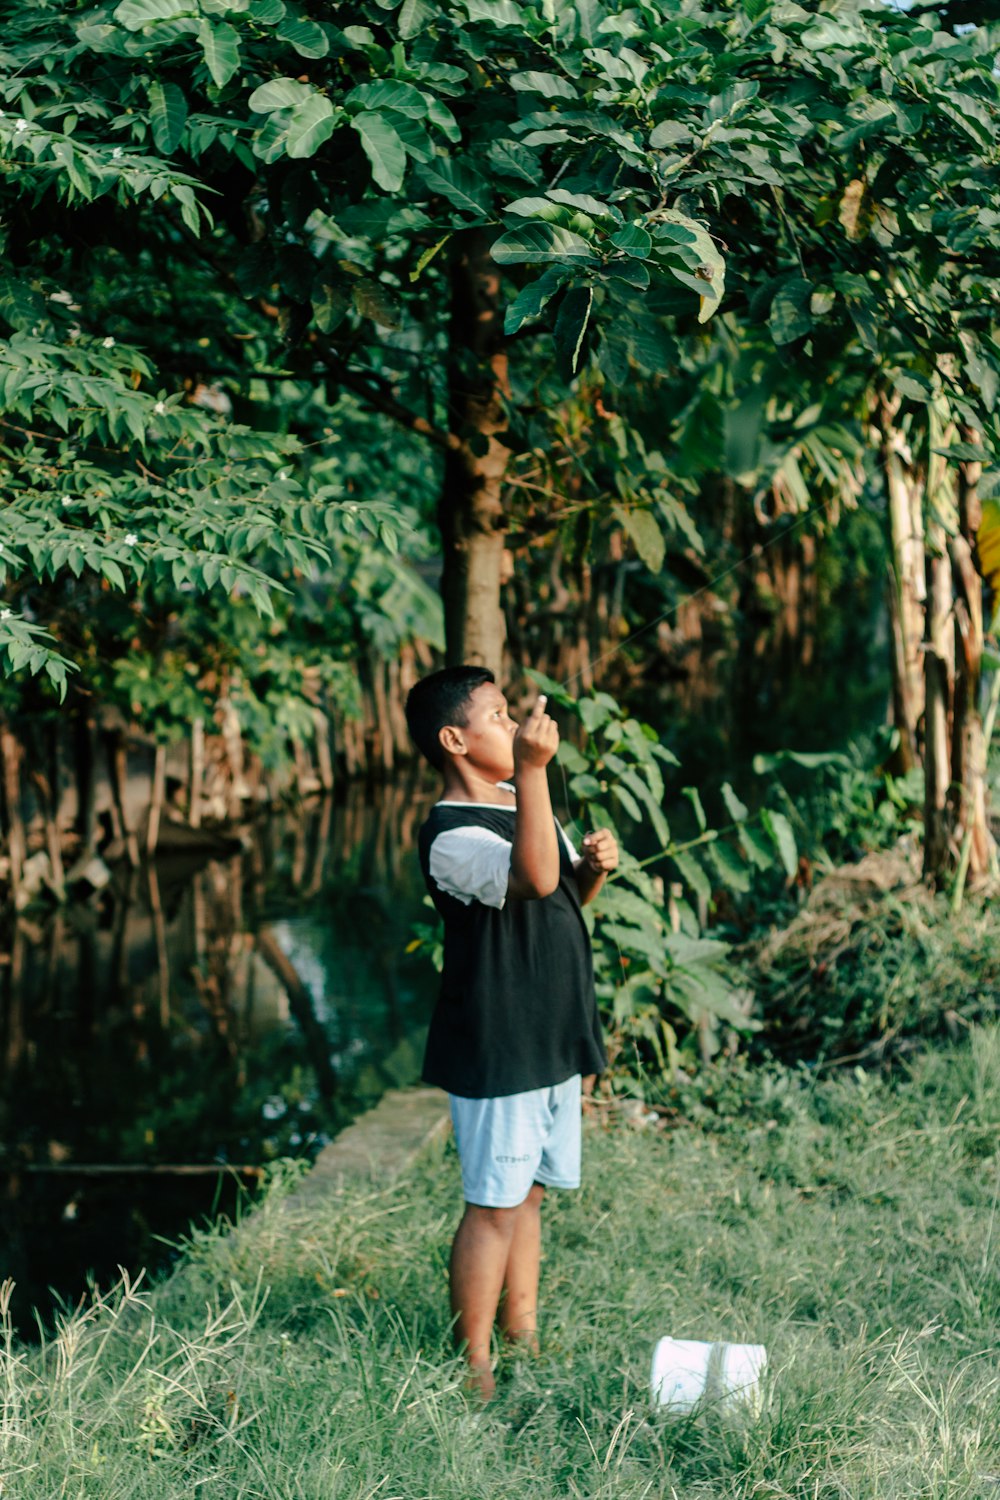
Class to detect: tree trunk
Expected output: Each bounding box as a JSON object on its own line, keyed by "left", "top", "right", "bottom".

{"left": 878, "top": 394, "right": 926, "bottom": 772}
{"left": 923, "top": 534, "right": 954, "bottom": 880}
{"left": 948, "top": 441, "right": 993, "bottom": 879}
{"left": 439, "top": 228, "right": 511, "bottom": 679}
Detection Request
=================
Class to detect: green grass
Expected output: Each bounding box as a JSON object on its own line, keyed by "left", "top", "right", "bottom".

{"left": 3, "top": 1029, "right": 1000, "bottom": 1499}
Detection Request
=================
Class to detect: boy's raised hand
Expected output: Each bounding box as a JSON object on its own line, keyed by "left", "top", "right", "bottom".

{"left": 513, "top": 694, "right": 559, "bottom": 769}
{"left": 581, "top": 829, "right": 619, "bottom": 873}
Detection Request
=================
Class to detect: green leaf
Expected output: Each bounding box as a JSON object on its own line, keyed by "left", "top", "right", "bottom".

{"left": 615, "top": 506, "right": 665, "bottom": 573}
{"left": 504, "top": 266, "right": 566, "bottom": 335}
{"left": 199, "top": 20, "right": 241, "bottom": 88}
{"left": 147, "top": 80, "right": 187, "bottom": 153}
{"left": 411, "top": 234, "right": 451, "bottom": 282}
{"left": 682, "top": 785, "right": 707, "bottom": 832}
{"left": 426, "top": 98, "right": 461, "bottom": 144}
{"left": 555, "top": 741, "right": 588, "bottom": 774}
{"left": 399, "top": 0, "right": 434, "bottom": 37}
{"left": 114, "top": 0, "right": 191, "bottom": 28}
{"left": 510, "top": 71, "right": 578, "bottom": 99}
{"left": 612, "top": 782, "right": 642, "bottom": 822}
{"left": 487, "top": 139, "right": 541, "bottom": 184}
{"left": 611, "top": 222, "right": 652, "bottom": 257}
{"left": 553, "top": 285, "right": 593, "bottom": 375}
{"left": 347, "top": 81, "right": 428, "bottom": 118}
{"left": 707, "top": 839, "right": 751, "bottom": 894}
{"left": 286, "top": 95, "right": 337, "bottom": 157}
{"left": 720, "top": 782, "right": 748, "bottom": 822}
{"left": 276, "top": 12, "right": 329, "bottom": 56}
{"left": 578, "top": 696, "right": 612, "bottom": 733}
{"left": 672, "top": 850, "right": 712, "bottom": 908}
{"left": 249, "top": 78, "right": 311, "bottom": 112}
{"left": 761, "top": 809, "right": 797, "bottom": 879}
{"left": 769, "top": 278, "right": 813, "bottom": 346}
{"left": 420, "top": 159, "right": 493, "bottom": 219}
{"left": 353, "top": 112, "right": 407, "bottom": 193}
{"left": 737, "top": 821, "right": 774, "bottom": 872}
{"left": 492, "top": 223, "right": 599, "bottom": 266}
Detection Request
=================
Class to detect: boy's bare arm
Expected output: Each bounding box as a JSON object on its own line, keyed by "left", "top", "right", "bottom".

{"left": 574, "top": 829, "right": 619, "bottom": 906}
{"left": 508, "top": 696, "right": 561, "bottom": 900}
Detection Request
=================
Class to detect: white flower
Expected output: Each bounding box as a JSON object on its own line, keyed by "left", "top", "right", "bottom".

{"left": 15, "top": 119, "right": 27, "bottom": 133}
{"left": 112, "top": 147, "right": 123, "bottom": 160}
{"left": 278, "top": 470, "right": 288, "bottom": 481}
{"left": 154, "top": 401, "right": 166, "bottom": 415}
{"left": 0, "top": 609, "right": 11, "bottom": 620}
{"left": 124, "top": 533, "right": 138, "bottom": 546}
{"left": 102, "top": 336, "right": 115, "bottom": 348}
{"left": 61, "top": 497, "right": 72, "bottom": 507}
{"left": 0, "top": 543, "right": 5, "bottom": 553}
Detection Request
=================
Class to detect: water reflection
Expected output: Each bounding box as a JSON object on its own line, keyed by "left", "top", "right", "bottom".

{"left": 0, "top": 778, "right": 438, "bottom": 1336}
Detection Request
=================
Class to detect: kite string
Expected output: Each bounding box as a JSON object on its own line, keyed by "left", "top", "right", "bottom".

{"left": 554, "top": 504, "right": 821, "bottom": 1056}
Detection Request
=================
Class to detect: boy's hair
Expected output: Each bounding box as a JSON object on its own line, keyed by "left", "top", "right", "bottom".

{"left": 405, "top": 666, "right": 495, "bottom": 770}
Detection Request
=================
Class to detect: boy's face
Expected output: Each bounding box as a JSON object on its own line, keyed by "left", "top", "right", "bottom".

{"left": 442, "top": 682, "right": 518, "bottom": 780}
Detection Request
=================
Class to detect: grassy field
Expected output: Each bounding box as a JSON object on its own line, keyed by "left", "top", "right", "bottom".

{"left": 2, "top": 1028, "right": 999, "bottom": 1499}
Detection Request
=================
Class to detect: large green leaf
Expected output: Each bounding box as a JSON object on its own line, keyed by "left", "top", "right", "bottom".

{"left": 399, "top": 0, "right": 434, "bottom": 37}
{"left": 611, "top": 222, "right": 652, "bottom": 257}
{"left": 504, "top": 267, "right": 566, "bottom": 335}
{"left": 198, "top": 20, "right": 241, "bottom": 88}
{"left": 249, "top": 78, "right": 311, "bottom": 112}
{"left": 347, "top": 81, "right": 428, "bottom": 118}
{"left": 419, "top": 159, "right": 493, "bottom": 219}
{"left": 510, "top": 71, "right": 578, "bottom": 99}
{"left": 352, "top": 112, "right": 407, "bottom": 192}
{"left": 768, "top": 278, "right": 813, "bottom": 345}
{"left": 114, "top": 0, "right": 192, "bottom": 28}
{"left": 492, "top": 222, "right": 599, "bottom": 265}
{"left": 147, "top": 79, "right": 187, "bottom": 152}
{"left": 275, "top": 13, "right": 329, "bottom": 57}
{"left": 553, "top": 285, "right": 593, "bottom": 375}
{"left": 286, "top": 95, "right": 337, "bottom": 158}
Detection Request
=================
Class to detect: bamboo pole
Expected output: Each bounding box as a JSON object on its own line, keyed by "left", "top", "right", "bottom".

{"left": 147, "top": 862, "right": 171, "bottom": 1027}
{"left": 189, "top": 717, "right": 204, "bottom": 828}
{"left": 952, "top": 665, "right": 1000, "bottom": 914}
{"left": 312, "top": 708, "right": 334, "bottom": 792}
{"left": 106, "top": 731, "right": 140, "bottom": 868}
{"left": 146, "top": 741, "right": 167, "bottom": 858}
{"left": 75, "top": 713, "right": 98, "bottom": 854}
{"left": 0, "top": 722, "right": 25, "bottom": 897}
{"left": 29, "top": 764, "right": 66, "bottom": 902}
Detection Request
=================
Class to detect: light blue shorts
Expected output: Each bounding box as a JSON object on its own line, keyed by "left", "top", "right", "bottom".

{"left": 449, "top": 1075, "right": 582, "bottom": 1208}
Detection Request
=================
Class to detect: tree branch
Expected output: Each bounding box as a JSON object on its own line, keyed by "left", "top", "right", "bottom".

{"left": 313, "top": 341, "right": 461, "bottom": 453}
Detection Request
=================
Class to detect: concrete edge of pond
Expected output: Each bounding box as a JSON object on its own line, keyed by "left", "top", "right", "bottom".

{"left": 280, "top": 1088, "right": 451, "bottom": 1211}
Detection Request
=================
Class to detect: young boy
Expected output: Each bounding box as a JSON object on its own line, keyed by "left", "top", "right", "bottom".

{"left": 405, "top": 666, "right": 617, "bottom": 1398}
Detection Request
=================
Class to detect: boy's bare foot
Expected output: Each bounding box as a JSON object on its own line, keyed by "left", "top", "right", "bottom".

{"left": 465, "top": 1356, "right": 496, "bottom": 1401}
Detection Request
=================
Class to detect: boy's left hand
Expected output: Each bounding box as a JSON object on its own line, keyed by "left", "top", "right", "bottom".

{"left": 581, "top": 829, "right": 618, "bottom": 874}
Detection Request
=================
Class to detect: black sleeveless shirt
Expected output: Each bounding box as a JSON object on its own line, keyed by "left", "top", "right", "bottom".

{"left": 418, "top": 802, "right": 607, "bottom": 1098}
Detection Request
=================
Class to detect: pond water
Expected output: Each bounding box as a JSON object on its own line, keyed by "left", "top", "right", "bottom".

{"left": 0, "top": 779, "right": 440, "bottom": 1339}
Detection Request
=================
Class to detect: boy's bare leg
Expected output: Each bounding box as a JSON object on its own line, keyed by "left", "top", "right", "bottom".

{"left": 450, "top": 1203, "right": 519, "bottom": 1399}
{"left": 499, "top": 1182, "right": 544, "bottom": 1351}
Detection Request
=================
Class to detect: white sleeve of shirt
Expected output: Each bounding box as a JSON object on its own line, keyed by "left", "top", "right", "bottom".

{"left": 429, "top": 826, "right": 513, "bottom": 909}
{"left": 429, "top": 821, "right": 580, "bottom": 910}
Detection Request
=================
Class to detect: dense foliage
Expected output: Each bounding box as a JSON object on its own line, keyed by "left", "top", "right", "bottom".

{"left": 1, "top": 0, "right": 998, "bottom": 684}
